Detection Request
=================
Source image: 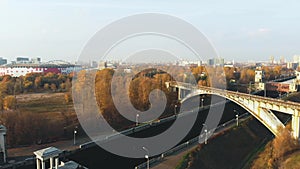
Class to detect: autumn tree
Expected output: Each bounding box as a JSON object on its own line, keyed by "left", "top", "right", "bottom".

{"left": 50, "top": 83, "right": 57, "bottom": 91}
{"left": 3, "top": 95, "right": 16, "bottom": 110}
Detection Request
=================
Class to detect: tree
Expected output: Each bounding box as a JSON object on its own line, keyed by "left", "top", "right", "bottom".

{"left": 23, "top": 80, "right": 33, "bottom": 92}
{"left": 64, "top": 92, "right": 72, "bottom": 103}
{"left": 50, "top": 83, "right": 57, "bottom": 92}
{"left": 3, "top": 95, "right": 16, "bottom": 110}
{"left": 65, "top": 78, "right": 72, "bottom": 91}
{"left": 34, "top": 76, "right": 42, "bottom": 90}
{"left": 44, "top": 83, "right": 49, "bottom": 90}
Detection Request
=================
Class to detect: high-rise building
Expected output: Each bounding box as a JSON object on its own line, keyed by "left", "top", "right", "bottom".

{"left": 0, "top": 58, "right": 7, "bottom": 65}
{"left": 293, "top": 55, "right": 300, "bottom": 63}
{"left": 16, "top": 57, "right": 29, "bottom": 63}
{"left": 208, "top": 58, "right": 224, "bottom": 66}
{"left": 31, "top": 57, "right": 41, "bottom": 64}
{"left": 280, "top": 56, "right": 285, "bottom": 64}
{"left": 270, "top": 56, "right": 275, "bottom": 64}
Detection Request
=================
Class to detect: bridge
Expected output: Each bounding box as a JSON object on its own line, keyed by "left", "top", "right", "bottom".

{"left": 166, "top": 81, "right": 300, "bottom": 140}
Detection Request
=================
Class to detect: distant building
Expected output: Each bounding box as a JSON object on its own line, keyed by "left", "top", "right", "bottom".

{"left": 0, "top": 58, "right": 7, "bottom": 65}
{"left": 16, "top": 57, "right": 30, "bottom": 64}
{"left": 255, "top": 69, "right": 264, "bottom": 83}
{"left": 91, "top": 61, "right": 98, "bottom": 68}
{"left": 208, "top": 58, "right": 224, "bottom": 66}
{"left": 266, "top": 79, "right": 298, "bottom": 93}
{"left": 0, "top": 60, "right": 82, "bottom": 77}
{"left": 280, "top": 56, "right": 285, "bottom": 64}
{"left": 296, "top": 70, "right": 300, "bottom": 82}
{"left": 287, "top": 62, "right": 298, "bottom": 69}
{"left": 124, "top": 68, "right": 132, "bottom": 73}
{"left": 98, "top": 61, "right": 107, "bottom": 70}
{"left": 270, "top": 56, "right": 275, "bottom": 64}
{"left": 31, "top": 57, "right": 41, "bottom": 64}
{"left": 293, "top": 55, "right": 300, "bottom": 64}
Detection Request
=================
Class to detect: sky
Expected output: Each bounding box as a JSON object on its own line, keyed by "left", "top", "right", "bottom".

{"left": 0, "top": 0, "right": 300, "bottom": 62}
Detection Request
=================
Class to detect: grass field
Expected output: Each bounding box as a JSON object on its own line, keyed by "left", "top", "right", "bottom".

{"left": 16, "top": 92, "right": 74, "bottom": 113}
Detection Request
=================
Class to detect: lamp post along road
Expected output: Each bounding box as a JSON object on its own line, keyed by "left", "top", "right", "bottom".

{"left": 202, "top": 123, "right": 208, "bottom": 144}
{"left": 234, "top": 110, "right": 239, "bottom": 126}
{"left": 73, "top": 127, "right": 77, "bottom": 145}
{"left": 142, "top": 147, "right": 150, "bottom": 169}
{"left": 204, "top": 129, "right": 208, "bottom": 144}
{"left": 136, "top": 114, "right": 139, "bottom": 126}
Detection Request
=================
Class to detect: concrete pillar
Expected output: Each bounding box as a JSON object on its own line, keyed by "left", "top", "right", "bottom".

{"left": 50, "top": 157, "right": 53, "bottom": 169}
{"left": 292, "top": 111, "right": 300, "bottom": 140}
{"left": 41, "top": 160, "right": 45, "bottom": 169}
{"left": 55, "top": 157, "right": 59, "bottom": 169}
{"left": 178, "top": 88, "right": 181, "bottom": 100}
{"left": 36, "top": 158, "right": 41, "bottom": 169}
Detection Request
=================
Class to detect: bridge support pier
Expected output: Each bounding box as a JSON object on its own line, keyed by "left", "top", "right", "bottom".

{"left": 177, "top": 88, "right": 191, "bottom": 101}
{"left": 178, "top": 88, "right": 182, "bottom": 100}
{"left": 292, "top": 110, "right": 300, "bottom": 140}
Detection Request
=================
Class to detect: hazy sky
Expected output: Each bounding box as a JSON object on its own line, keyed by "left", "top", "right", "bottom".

{"left": 0, "top": 0, "right": 300, "bottom": 62}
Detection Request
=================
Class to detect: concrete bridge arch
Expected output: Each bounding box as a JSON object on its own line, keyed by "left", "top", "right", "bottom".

{"left": 167, "top": 82, "right": 300, "bottom": 140}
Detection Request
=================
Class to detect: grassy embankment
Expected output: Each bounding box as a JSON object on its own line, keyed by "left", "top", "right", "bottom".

{"left": 175, "top": 118, "right": 272, "bottom": 169}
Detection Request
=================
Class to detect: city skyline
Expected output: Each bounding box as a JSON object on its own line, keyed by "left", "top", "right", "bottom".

{"left": 1, "top": 0, "right": 300, "bottom": 62}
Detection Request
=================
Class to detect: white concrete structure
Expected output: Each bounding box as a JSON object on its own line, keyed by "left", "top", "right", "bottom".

{"left": 0, "top": 67, "right": 43, "bottom": 77}
{"left": 255, "top": 70, "right": 264, "bottom": 83}
{"left": 296, "top": 70, "right": 300, "bottom": 81}
{"left": 34, "top": 147, "right": 62, "bottom": 169}
{"left": 167, "top": 82, "right": 300, "bottom": 140}
{"left": 290, "top": 79, "right": 298, "bottom": 92}
{"left": 0, "top": 125, "right": 7, "bottom": 164}
{"left": 34, "top": 147, "right": 88, "bottom": 169}
{"left": 257, "top": 82, "right": 265, "bottom": 91}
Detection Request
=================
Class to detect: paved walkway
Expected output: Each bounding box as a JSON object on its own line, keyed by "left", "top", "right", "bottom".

{"left": 151, "top": 143, "right": 198, "bottom": 169}
{"left": 7, "top": 136, "right": 90, "bottom": 159}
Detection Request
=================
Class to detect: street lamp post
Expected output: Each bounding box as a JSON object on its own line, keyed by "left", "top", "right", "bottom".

{"left": 204, "top": 129, "right": 208, "bottom": 144}
{"left": 142, "top": 147, "right": 150, "bottom": 169}
{"left": 202, "top": 123, "right": 208, "bottom": 144}
{"left": 234, "top": 110, "right": 239, "bottom": 126}
{"left": 73, "top": 126, "right": 77, "bottom": 145}
{"left": 136, "top": 114, "right": 139, "bottom": 126}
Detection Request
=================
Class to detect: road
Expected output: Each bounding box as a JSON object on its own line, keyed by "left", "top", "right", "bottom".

{"left": 67, "top": 99, "right": 246, "bottom": 169}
